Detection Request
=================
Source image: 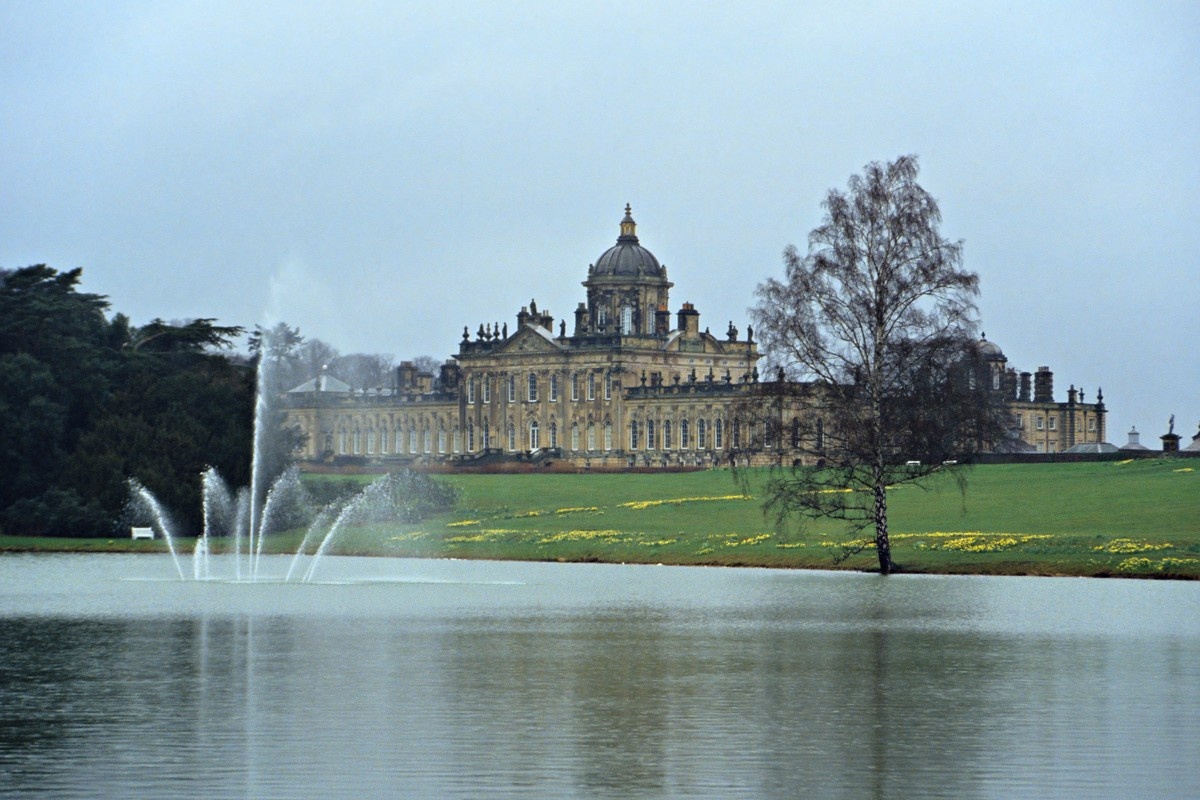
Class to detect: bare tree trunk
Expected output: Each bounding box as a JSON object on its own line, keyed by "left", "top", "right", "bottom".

{"left": 873, "top": 480, "right": 893, "bottom": 574}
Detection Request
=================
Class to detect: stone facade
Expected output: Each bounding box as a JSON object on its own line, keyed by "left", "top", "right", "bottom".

{"left": 283, "top": 208, "right": 1107, "bottom": 468}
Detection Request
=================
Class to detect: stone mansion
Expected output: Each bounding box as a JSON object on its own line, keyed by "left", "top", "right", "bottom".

{"left": 282, "top": 206, "right": 1107, "bottom": 469}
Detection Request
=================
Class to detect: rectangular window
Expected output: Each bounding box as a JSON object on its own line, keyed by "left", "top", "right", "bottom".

{"left": 467, "top": 376, "right": 475, "bottom": 404}
{"left": 508, "top": 376, "right": 516, "bottom": 403}
{"left": 482, "top": 377, "right": 491, "bottom": 404}
{"left": 587, "top": 374, "right": 595, "bottom": 401}
{"left": 1036, "top": 416, "right": 1044, "bottom": 431}
{"left": 527, "top": 374, "right": 538, "bottom": 403}
{"left": 715, "top": 419, "right": 724, "bottom": 450}
{"left": 1049, "top": 416, "right": 1057, "bottom": 431}
{"left": 630, "top": 421, "right": 639, "bottom": 450}
{"left": 1088, "top": 418, "right": 1096, "bottom": 432}
{"left": 604, "top": 374, "right": 612, "bottom": 400}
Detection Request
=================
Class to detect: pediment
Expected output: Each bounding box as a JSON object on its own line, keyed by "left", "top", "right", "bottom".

{"left": 495, "top": 325, "right": 564, "bottom": 354}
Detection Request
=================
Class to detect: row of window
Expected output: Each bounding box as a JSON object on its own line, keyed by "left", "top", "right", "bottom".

{"left": 1015, "top": 413, "right": 1098, "bottom": 433}
{"left": 596, "top": 303, "right": 657, "bottom": 335}
{"left": 330, "top": 415, "right": 788, "bottom": 456}
{"left": 466, "top": 373, "right": 615, "bottom": 404}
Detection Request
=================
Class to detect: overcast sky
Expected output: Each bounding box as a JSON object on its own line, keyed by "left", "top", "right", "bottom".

{"left": 3, "top": 1, "right": 1197, "bottom": 443}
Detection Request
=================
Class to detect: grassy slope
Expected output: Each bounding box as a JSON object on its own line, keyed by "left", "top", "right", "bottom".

{"left": 3, "top": 460, "right": 1196, "bottom": 577}
{"left": 307, "top": 459, "right": 1199, "bottom": 577}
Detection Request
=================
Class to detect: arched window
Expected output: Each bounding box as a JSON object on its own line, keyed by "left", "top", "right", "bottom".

{"left": 528, "top": 373, "right": 538, "bottom": 402}
{"left": 467, "top": 421, "right": 475, "bottom": 452}
{"left": 663, "top": 420, "right": 673, "bottom": 450}
{"left": 549, "top": 420, "right": 557, "bottom": 449}
{"left": 438, "top": 425, "right": 446, "bottom": 454}
{"left": 367, "top": 428, "right": 376, "bottom": 455}
{"left": 409, "top": 426, "right": 418, "bottom": 454}
{"left": 529, "top": 420, "right": 540, "bottom": 450}
{"left": 423, "top": 425, "right": 432, "bottom": 454}
{"left": 587, "top": 373, "right": 596, "bottom": 400}
{"left": 597, "top": 305, "right": 608, "bottom": 329}
{"left": 571, "top": 374, "right": 580, "bottom": 401}
{"left": 603, "top": 421, "right": 613, "bottom": 451}
{"left": 482, "top": 419, "right": 490, "bottom": 449}
{"left": 630, "top": 420, "right": 640, "bottom": 450}
{"left": 604, "top": 373, "right": 613, "bottom": 400}
{"left": 697, "top": 418, "right": 707, "bottom": 449}
{"left": 715, "top": 418, "right": 724, "bottom": 449}
{"left": 507, "top": 421, "right": 516, "bottom": 451}
{"left": 338, "top": 429, "right": 347, "bottom": 455}
{"left": 587, "top": 422, "right": 596, "bottom": 451}
{"left": 353, "top": 428, "right": 361, "bottom": 455}
{"left": 394, "top": 425, "right": 403, "bottom": 453}
{"left": 571, "top": 422, "right": 580, "bottom": 450}
{"left": 549, "top": 374, "right": 558, "bottom": 402}
{"left": 507, "top": 375, "right": 516, "bottom": 403}
{"left": 680, "top": 418, "right": 690, "bottom": 449}
{"left": 621, "top": 305, "right": 633, "bottom": 334}
{"left": 467, "top": 376, "right": 476, "bottom": 403}
{"left": 452, "top": 427, "right": 461, "bottom": 453}
{"left": 646, "top": 304, "right": 655, "bottom": 334}
{"left": 482, "top": 376, "right": 491, "bottom": 404}
{"left": 646, "top": 420, "right": 656, "bottom": 450}
{"left": 732, "top": 419, "right": 741, "bottom": 449}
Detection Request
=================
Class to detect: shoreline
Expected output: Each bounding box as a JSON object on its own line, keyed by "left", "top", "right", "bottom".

{"left": 3, "top": 540, "right": 1195, "bottom": 581}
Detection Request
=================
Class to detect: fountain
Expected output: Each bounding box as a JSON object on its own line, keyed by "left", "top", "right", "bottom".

{"left": 127, "top": 466, "right": 413, "bottom": 583}
{"left": 123, "top": 324, "right": 446, "bottom": 582}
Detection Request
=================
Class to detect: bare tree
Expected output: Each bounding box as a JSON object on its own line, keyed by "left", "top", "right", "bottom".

{"left": 295, "top": 338, "right": 341, "bottom": 387}
{"left": 410, "top": 355, "right": 441, "bottom": 375}
{"left": 332, "top": 352, "right": 396, "bottom": 390}
{"left": 750, "top": 155, "right": 1006, "bottom": 574}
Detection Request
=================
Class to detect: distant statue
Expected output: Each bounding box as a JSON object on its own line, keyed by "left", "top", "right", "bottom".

{"left": 502, "top": 323, "right": 508, "bottom": 338}
{"left": 559, "top": 320, "right": 566, "bottom": 337}
{"left": 1169, "top": 414, "right": 1175, "bottom": 434}
{"left": 529, "top": 299, "right": 538, "bottom": 315}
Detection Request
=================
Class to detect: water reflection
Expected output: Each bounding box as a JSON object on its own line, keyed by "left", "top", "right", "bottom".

{"left": 0, "top": 556, "right": 1198, "bottom": 799}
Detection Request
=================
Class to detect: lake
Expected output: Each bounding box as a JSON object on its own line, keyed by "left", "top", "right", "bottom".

{"left": 1, "top": 554, "right": 1197, "bottom": 799}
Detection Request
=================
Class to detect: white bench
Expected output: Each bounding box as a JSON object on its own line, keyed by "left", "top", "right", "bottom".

{"left": 131, "top": 526, "right": 154, "bottom": 540}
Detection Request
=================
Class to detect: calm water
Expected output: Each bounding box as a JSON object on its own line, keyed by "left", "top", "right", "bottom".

{"left": 1, "top": 554, "right": 1197, "bottom": 799}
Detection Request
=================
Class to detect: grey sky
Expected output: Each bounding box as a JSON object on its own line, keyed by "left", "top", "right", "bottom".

{"left": 3, "top": 1, "right": 1197, "bottom": 443}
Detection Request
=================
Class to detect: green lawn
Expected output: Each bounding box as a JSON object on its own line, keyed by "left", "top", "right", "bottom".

{"left": 4, "top": 460, "right": 1197, "bottom": 578}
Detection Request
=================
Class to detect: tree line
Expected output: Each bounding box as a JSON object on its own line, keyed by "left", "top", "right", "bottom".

{"left": 0, "top": 267, "right": 415, "bottom": 537}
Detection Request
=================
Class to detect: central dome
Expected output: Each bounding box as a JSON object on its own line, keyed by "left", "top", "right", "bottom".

{"left": 591, "top": 204, "right": 665, "bottom": 279}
